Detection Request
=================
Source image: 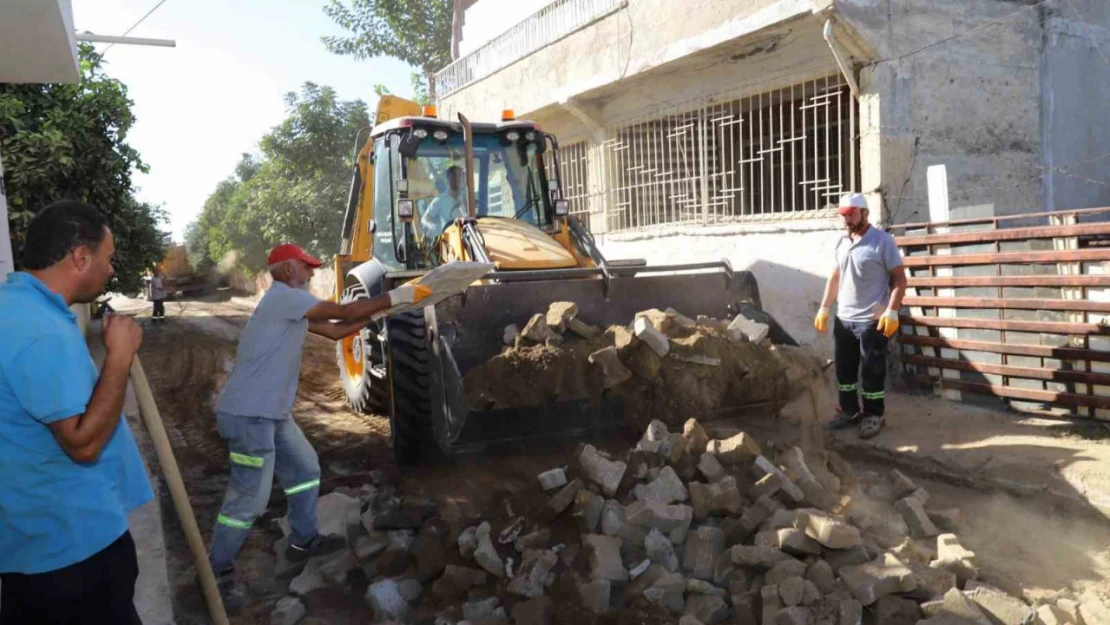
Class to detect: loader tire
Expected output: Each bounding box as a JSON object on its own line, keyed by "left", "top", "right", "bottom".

{"left": 337, "top": 283, "right": 389, "bottom": 414}
{"left": 385, "top": 310, "right": 441, "bottom": 465}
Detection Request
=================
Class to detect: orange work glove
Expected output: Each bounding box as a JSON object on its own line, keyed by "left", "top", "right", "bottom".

{"left": 814, "top": 307, "right": 830, "bottom": 333}
{"left": 388, "top": 283, "right": 433, "bottom": 306}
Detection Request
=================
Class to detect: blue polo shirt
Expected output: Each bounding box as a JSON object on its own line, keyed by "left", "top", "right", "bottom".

{"left": 0, "top": 272, "right": 153, "bottom": 574}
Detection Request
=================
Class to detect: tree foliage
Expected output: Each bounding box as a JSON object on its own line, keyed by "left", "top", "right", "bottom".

{"left": 322, "top": 0, "right": 453, "bottom": 98}
{"left": 187, "top": 83, "right": 370, "bottom": 273}
{"left": 0, "top": 44, "right": 167, "bottom": 294}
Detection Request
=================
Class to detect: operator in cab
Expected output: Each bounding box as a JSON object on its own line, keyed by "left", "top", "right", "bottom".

{"left": 421, "top": 165, "right": 467, "bottom": 235}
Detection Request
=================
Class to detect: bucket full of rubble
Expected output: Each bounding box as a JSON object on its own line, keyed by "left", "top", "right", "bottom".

{"left": 266, "top": 420, "right": 1110, "bottom": 625}
{"left": 463, "top": 302, "right": 829, "bottom": 432}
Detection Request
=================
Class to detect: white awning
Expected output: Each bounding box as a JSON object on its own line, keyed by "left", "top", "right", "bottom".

{"left": 0, "top": 0, "right": 79, "bottom": 84}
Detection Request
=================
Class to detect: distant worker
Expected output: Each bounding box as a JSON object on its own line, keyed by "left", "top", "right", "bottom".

{"left": 421, "top": 165, "right": 466, "bottom": 234}
{"left": 207, "top": 243, "right": 431, "bottom": 611}
{"left": 813, "top": 193, "right": 906, "bottom": 439}
{"left": 149, "top": 267, "right": 166, "bottom": 323}
{"left": 0, "top": 201, "right": 151, "bottom": 624}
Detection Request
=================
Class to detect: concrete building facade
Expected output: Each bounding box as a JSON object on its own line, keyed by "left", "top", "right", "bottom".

{"left": 436, "top": 0, "right": 1110, "bottom": 351}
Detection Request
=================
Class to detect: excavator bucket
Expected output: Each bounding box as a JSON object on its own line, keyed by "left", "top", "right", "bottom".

{"left": 412, "top": 265, "right": 795, "bottom": 456}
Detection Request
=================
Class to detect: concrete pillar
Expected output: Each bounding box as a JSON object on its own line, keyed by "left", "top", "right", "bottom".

{"left": 559, "top": 98, "right": 612, "bottom": 234}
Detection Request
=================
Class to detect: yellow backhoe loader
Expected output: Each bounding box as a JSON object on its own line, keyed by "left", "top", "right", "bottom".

{"left": 334, "top": 96, "right": 794, "bottom": 464}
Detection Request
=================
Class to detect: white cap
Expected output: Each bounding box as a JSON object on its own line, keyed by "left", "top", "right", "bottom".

{"left": 838, "top": 192, "right": 867, "bottom": 214}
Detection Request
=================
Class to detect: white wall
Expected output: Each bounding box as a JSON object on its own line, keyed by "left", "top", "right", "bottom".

{"left": 0, "top": 149, "right": 12, "bottom": 279}
{"left": 597, "top": 220, "right": 842, "bottom": 353}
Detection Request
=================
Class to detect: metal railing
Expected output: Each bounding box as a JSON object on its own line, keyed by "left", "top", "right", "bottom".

{"left": 435, "top": 0, "right": 627, "bottom": 97}
{"left": 553, "top": 75, "right": 858, "bottom": 233}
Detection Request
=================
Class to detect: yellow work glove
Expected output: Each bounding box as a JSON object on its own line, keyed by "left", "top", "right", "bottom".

{"left": 877, "top": 308, "right": 900, "bottom": 338}
{"left": 814, "top": 307, "right": 830, "bottom": 333}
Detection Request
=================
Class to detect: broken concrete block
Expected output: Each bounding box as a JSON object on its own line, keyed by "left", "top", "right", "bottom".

{"left": 647, "top": 572, "right": 688, "bottom": 613}
{"left": 708, "top": 432, "right": 763, "bottom": 465}
{"left": 770, "top": 528, "right": 823, "bottom": 557}
{"left": 517, "top": 528, "right": 551, "bottom": 552}
{"left": 473, "top": 521, "right": 505, "bottom": 578}
{"left": 801, "top": 580, "right": 821, "bottom": 606}
{"left": 840, "top": 600, "right": 864, "bottom": 625}
{"left": 890, "top": 470, "right": 918, "bottom": 500}
{"left": 503, "top": 323, "right": 520, "bottom": 345}
{"left": 567, "top": 317, "right": 602, "bottom": 339}
{"left": 727, "top": 496, "right": 782, "bottom": 545}
{"left": 538, "top": 468, "right": 568, "bottom": 491}
{"left": 780, "top": 576, "right": 807, "bottom": 606}
{"left": 752, "top": 456, "right": 804, "bottom": 503}
{"left": 806, "top": 560, "right": 836, "bottom": 595}
{"left": 732, "top": 589, "right": 759, "bottom": 625}
{"left": 1078, "top": 601, "right": 1110, "bottom": 625}
{"left": 541, "top": 478, "right": 583, "bottom": 523}
{"left": 728, "top": 314, "right": 770, "bottom": 344}
{"left": 1034, "top": 605, "right": 1071, "bottom": 625}
{"left": 688, "top": 579, "right": 727, "bottom": 596}
{"left": 925, "top": 588, "right": 992, "bottom": 625}
{"left": 508, "top": 549, "right": 558, "bottom": 598}
{"left": 698, "top": 453, "right": 727, "bottom": 483}
{"left": 895, "top": 497, "right": 939, "bottom": 539}
{"left": 929, "top": 507, "right": 962, "bottom": 533}
{"left": 462, "top": 597, "right": 502, "bottom": 623}
{"left": 626, "top": 500, "right": 692, "bottom": 532}
{"left": 272, "top": 596, "right": 306, "bottom": 625}
{"left": 397, "top": 577, "right": 423, "bottom": 603}
{"left": 875, "top": 596, "right": 923, "bottom": 625}
{"left": 906, "top": 563, "right": 957, "bottom": 602}
{"left": 966, "top": 586, "right": 1035, "bottom": 625}
{"left": 1055, "top": 599, "right": 1081, "bottom": 625}
{"left": 840, "top": 554, "right": 916, "bottom": 605}
{"left": 522, "top": 314, "right": 559, "bottom": 343}
{"left": 458, "top": 525, "right": 479, "bottom": 561}
{"left": 354, "top": 532, "right": 389, "bottom": 563}
{"left": 289, "top": 555, "right": 329, "bottom": 596}
{"left": 731, "top": 545, "right": 795, "bottom": 570}
{"left": 431, "top": 564, "right": 488, "bottom": 601}
{"left": 601, "top": 499, "right": 625, "bottom": 536}
{"left": 578, "top": 578, "right": 611, "bottom": 613}
{"left": 634, "top": 316, "right": 671, "bottom": 356}
{"left": 589, "top": 346, "right": 633, "bottom": 388}
{"left": 776, "top": 606, "right": 813, "bottom": 625}
{"left": 669, "top": 505, "right": 695, "bottom": 545}
{"left": 931, "top": 533, "right": 979, "bottom": 585}
{"left": 644, "top": 466, "right": 690, "bottom": 505}
{"left": 579, "top": 445, "right": 627, "bottom": 497}
{"left": 573, "top": 489, "right": 606, "bottom": 534}
{"left": 765, "top": 559, "right": 809, "bottom": 586}
{"left": 686, "top": 594, "right": 730, "bottom": 625}
{"left": 318, "top": 550, "right": 357, "bottom": 586}
{"left": 546, "top": 301, "right": 578, "bottom": 330}
{"left": 825, "top": 545, "right": 872, "bottom": 573}
{"left": 689, "top": 477, "right": 744, "bottom": 519}
{"left": 684, "top": 419, "right": 711, "bottom": 456}
{"left": 754, "top": 473, "right": 786, "bottom": 499}
{"left": 803, "top": 511, "right": 862, "bottom": 549}
{"left": 684, "top": 526, "right": 726, "bottom": 581}
{"left": 366, "top": 578, "right": 409, "bottom": 621}
{"left": 583, "top": 533, "right": 628, "bottom": 582}
{"left": 646, "top": 528, "right": 680, "bottom": 572}
{"left": 763, "top": 585, "right": 784, "bottom": 625}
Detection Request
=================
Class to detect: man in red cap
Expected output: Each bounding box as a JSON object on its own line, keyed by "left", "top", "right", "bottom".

{"left": 813, "top": 193, "right": 906, "bottom": 439}
{"left": 206, "top": 243, "right": 430, "bottom": 610}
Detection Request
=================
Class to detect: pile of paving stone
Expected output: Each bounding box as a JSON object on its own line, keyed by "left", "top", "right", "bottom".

{"left": 268, "top": 422, "right": 1110, "bottom": 625}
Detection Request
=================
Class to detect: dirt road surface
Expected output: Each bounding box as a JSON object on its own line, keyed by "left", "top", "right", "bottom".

{"left": 110, "top": 293, "right": 1110, "bottom": 624}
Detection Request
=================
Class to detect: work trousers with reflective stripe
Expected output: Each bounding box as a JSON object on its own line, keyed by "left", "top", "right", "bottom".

{"left": 834, "top": 317, "right": 888, "bottom": 417}
{"left": 208, "top": 413, "right": 321, "bottom": 574}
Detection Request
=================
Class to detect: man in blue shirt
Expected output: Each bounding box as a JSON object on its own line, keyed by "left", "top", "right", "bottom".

{"left": 0, "top": 201, "right": 152, "bottom": 624}
{"left": 814, "top": 193, "right": 907, "bottom": 439}
{"left": 207, "top": 243, "right": 430, "bottom": 610}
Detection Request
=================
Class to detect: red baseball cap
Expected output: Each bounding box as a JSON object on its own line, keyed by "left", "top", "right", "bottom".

{"left": 267, "top": 243, "right": 322, "bottom": 268}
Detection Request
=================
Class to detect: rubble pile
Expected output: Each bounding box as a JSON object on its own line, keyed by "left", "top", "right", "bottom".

{"left": 265, "top": 423, "right": 1109, "bottom": 625}
{"left": 465, "top": 303, "right": 829, "bottom": 429}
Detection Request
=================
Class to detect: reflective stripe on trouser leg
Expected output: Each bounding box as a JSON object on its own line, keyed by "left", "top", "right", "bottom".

{"left": 860, "top": 322, "right": 889, "bottom": 417}
{"left": 209, "top": 415, "right": 277, "bottom": 573}
{"left": 273, "top": 418, "right": 322, "bottom": 548}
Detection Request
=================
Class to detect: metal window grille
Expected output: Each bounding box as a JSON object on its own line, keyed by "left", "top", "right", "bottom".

{"left": 435, "top": 0, "right": 627, "bottom": 98}
{"left": 600, "top": 75, "right": 858, "bottom": 232}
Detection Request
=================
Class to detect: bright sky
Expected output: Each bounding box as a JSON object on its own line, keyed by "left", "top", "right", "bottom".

{"left": 72, "top": 0, "right": 418, "bottom": 240}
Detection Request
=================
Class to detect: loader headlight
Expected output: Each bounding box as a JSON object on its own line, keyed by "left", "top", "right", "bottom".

{"left": 506, "top": 131, "right": 520, "bottom": 142}
{"left": 554, "top": 199, "right": 570, "bottom": 216}
{"left": 525, "top": 131, "right": 536, "bottom": 141}
{"left": 398, "top": 199, "right": 415, "bottom": 219}
{"left": 412, "top": 128, "right": 428, "bottom": 139}
{"left": 433, "top": 130, "right": 448, "bottom": 141}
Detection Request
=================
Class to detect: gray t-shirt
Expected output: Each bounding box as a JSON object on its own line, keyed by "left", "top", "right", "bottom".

{"left": 835, "top": 226, "right": 903, "bottom": 323}
{"left": 216, "top": 281, "right": 320, "bottom": 419}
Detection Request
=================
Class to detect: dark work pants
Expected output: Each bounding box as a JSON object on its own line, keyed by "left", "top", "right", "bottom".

{"left": 834, "top": 317, "right": 888, "bottom": 417}
{"left": 152, "top": 299, "right": 165, "bottom": 319}
{"left": 0, "top": 531, "right": 142, "bottom": 625}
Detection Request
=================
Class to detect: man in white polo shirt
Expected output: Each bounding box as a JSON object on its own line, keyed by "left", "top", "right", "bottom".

{"left": 814, "top": 193, "right": 906, "bottom": 439}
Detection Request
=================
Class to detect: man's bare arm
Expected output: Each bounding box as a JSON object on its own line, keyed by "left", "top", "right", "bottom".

{"left": 304, "top": 294, "right": 392, "bottom": 323}
{"left": 887, "top": 265, "right": 907, "bottom": 311}
{"left": 308, "top": 319, "right": 371, "bottom": 341}
{"left": 820, "top": 267, "right": 841, "bottom": 310}
{"left": 48, "top": 315, "right": 141, "bottom": 463}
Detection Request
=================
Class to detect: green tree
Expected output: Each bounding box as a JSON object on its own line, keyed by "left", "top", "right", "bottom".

{"left": 322, "top": 0, "right": 453, "bottom": 100}
{"left": 187, "top": 84, "right": 370, "bottom": 273}
{"left": 0, "top": 44, "right": 167, "bottom": 294}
